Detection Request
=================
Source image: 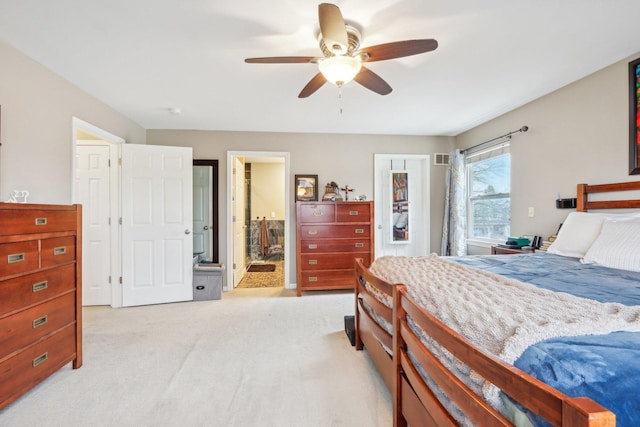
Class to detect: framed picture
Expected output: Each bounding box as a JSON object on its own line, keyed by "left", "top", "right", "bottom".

{"left": 295, "top": 174, "right": 318, "bottom": 201}
{"left": 629, "top": 57, "right": 640, "bottom": 175}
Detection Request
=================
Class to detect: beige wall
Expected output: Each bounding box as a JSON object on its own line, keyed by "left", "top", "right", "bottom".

{"left": 250, "top": 162, "right": 285, "bottom": 221}
{"left": 147, "top": 130, "right": 453, "bottom": 284}
{"left": 4, "top": 33, "right": 635, "bottom": 276}
{"left": 456, "top": 52, "right": 640, "bottom": 254}
{"left": 0, "top": 41, "right": 145, "bottom": 204}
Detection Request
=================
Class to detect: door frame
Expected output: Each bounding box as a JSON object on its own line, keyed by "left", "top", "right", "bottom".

{"left": 226, "top": 151, "right": 291, "bottom": 291}
{"left": 71, "top": 117, "right": 124, "bottom": 307}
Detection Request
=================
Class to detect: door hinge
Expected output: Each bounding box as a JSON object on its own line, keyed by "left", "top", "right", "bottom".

{"left": 233, "top": 263, "right": 236, "bottom": 269}
{"left": 119, "top": 217, "right": 122, "bottom": 225}
{"left": 232, "top": 216, "right": 236, "bottom": 222}
{"left": 119, "top": 276, "right": 123, "bottom": 284}
{"left": 108, "top": 159, "right": 111, "bottom": 167}
{"left": 108, "top": 276, "right": 111, "bottom": 284}
{"left": 108, "top": 217, "right": 111, "bottom": 226}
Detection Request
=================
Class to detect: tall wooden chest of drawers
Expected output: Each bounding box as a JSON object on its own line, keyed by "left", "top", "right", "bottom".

{"left": 0, "top": 203, "right": 82, "bottom": 409}
{"left": 296, "top": 201, "right": 374, "bottom": 296}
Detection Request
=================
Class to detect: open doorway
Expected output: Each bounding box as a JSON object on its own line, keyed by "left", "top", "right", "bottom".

{"left": 226, "top": 152, "right": 290, "bottom": 291}
{"left": 72, "top": 118, "right": 123, "bottom": 307}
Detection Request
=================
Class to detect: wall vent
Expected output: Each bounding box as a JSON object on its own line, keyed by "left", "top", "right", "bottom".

{"left": 434, "top": 153, "right": 450, "bottom": 165}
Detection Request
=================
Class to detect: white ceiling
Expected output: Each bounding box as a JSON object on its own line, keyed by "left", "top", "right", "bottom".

{"left": 1, "top": 0, "right": 640, "bottom": 136}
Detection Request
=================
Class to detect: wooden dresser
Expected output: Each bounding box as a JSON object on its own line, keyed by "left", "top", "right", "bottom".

{"left": 296, "top": 201, "right": 374, "bottom": 296}
{"left": 0, "top": 203, "right": 82, "bottom": 410}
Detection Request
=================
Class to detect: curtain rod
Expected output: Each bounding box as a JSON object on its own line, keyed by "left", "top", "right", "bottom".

{"left": 461, "top": 125, "right": 529, "bottom": 154}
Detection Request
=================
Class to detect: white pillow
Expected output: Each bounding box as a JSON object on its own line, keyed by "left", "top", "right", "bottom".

{"left": 582, "top": 217, "right": 640, "bottom": 272}
{"left": 547, "top": 212, "right": 640, "bottom": 258}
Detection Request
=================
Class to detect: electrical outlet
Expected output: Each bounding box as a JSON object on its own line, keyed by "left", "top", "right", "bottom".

{"left": 528, "top": 207, "right": 535, "bottom": 218}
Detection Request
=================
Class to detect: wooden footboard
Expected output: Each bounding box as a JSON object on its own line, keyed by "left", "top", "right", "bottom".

{"left": 393, "top": 285, "right": 616, "bottom": 427}
{"left": 355, "top": 258, "right": 396, "bottom": 390}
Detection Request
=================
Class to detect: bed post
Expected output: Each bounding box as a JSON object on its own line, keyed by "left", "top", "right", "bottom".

{"left": 392, "top": 285, "right": 407, "bottom": 427}
{"left": 576, "top": 183, "right": 588, "bottom": 212}
{"left": 563, "top": 397, "right": 616, "bottom": 427}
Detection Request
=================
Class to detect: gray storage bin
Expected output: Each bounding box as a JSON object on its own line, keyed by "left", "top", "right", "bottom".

{"left": 193, "top": 263, "right": 225, "bottom": 301}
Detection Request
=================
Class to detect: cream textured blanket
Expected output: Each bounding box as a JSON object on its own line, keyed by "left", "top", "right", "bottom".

{"left": 369, "top": 254, "right": 640, "bottom": 414}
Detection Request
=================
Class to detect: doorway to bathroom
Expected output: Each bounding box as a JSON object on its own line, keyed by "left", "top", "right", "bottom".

{"left": 226, "top": 151, "right": 290, "bottom": 290}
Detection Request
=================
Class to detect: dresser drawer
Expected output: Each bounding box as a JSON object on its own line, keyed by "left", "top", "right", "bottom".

{"left": 0, "top": 240, "right": 39, "bottom": 280}
{"left": 0, "top": 264, "right": 75, "bottom": 318}
{"left": 336, "top": 203, "right": 370, "bottom": 222}
{"left": 300, "top": 239, "right": 371, "bottom": 253}
{"left": 0, "top": 293, "right": 76, "bottom": 361}
{"left": 300, "top": 270, "right": 355, "bottom": 290}
{"left": 0, "top": 324, "right": 76, "bottom": 409}
{"left": 300, "top": 224, "right": 370, "bottom": 239}
{"left": 300, "top": 253, "right": 370, "bottom": 270}
{"left": 298, "top": 203, "right": 335, "bottom": 223}
{"left": 41, "top": 237, "right": 76, "bottom": 268}
{"left": 0, "top": 209, "right": 77, "bottom": 236}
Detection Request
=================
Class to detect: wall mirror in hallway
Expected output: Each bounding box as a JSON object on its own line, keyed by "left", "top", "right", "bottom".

{"left": 193, "top": 159, "right": 219, "bottom": 263}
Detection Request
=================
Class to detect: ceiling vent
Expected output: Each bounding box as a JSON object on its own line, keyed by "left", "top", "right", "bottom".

{"left": 434, "top": 153, "right": 450, "bottom": 166}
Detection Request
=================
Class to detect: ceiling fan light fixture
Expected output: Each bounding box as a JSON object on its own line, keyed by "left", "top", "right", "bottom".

{"left": 318, "top": 55, "right": 362, "bottom": 87}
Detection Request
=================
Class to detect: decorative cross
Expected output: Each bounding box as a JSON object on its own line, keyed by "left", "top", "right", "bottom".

{"left": 340, "top": 185, "right": 354, "bottom": 201}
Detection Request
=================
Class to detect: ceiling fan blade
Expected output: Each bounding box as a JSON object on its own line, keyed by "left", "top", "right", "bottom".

{"left": 354, "top": 67, "right": 392, "bottom": 95}
{"left": 245, "top": 56, "right": 317, "bottom": 64}
{"left": 318, "top": 3, "right": 348, "bottom": 54}
{"left": 298, "top": 73, "right": 327, "bottom": 98}
{"left": 357, "top": 39, "right": 438, "bottom": 62}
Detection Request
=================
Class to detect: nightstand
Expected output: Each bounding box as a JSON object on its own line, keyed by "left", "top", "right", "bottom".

{"left": 491, "top": 245, "right": 535, "bottom": 255}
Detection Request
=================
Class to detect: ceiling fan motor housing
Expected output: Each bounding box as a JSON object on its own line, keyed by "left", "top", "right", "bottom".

{"left": 318, "top": 25, "right": 361, "bottom": 57}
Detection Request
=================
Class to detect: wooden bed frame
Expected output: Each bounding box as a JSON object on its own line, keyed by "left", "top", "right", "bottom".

{"left": 355, "top": 181, "right": 640, "bottom": 427}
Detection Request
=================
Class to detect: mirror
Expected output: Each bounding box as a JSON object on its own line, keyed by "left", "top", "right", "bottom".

{"left": 193, "top": 160, "right": 219, "bottom": 262}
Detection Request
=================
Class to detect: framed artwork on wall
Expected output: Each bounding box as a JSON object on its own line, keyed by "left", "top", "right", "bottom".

{"left": 629, "top": 57, "right": 640, "bottom": 175}
{"left": 295, "top": 174, "right": 318, "bottom": 201}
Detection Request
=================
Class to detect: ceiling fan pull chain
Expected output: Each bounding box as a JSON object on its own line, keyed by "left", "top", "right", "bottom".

{"left": 339, "top": 86, "right": 343, "bottom": 115}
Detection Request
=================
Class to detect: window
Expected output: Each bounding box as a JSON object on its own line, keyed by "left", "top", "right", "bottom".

{"left": 466, "top": 143, "right": 510, "bottom": 241}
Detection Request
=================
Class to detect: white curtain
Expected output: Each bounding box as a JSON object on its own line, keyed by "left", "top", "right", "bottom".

{"left": 441, "top": 149, "right": 466, "bottom": 256}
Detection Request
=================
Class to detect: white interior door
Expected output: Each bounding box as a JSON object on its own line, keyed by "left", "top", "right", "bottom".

{"left": 374, "top": 155, "right": 430, "bottom": 257}
{"left": 232, "top": 157, "right": 246, "bottom": 287}
{"left": 76, "top": 144, "right": 112, "bottom": 305}
{"left": 121, "top": 144, "right": 193, "bottom": 307}
{"left": 193, "top": 165, "right": 211, "bottom": 259}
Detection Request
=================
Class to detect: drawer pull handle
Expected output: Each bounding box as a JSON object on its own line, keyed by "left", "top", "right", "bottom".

{"left": 309, "top": 277, "right": 318, "bottom": 282}
{"left": 33, "top": 315, "right": 48, "bottom": 329}
{"left": 308, "top": 260, "right": 318, "bottom": 265}
{"left": 308, "top": 230, "right": 318, "bottom": 235}
{"left": 33, "top": 352, "right": 48, "bottom": 368}
{"left": 355, "top": 229, "right": 364, "bottom": 234}
{"left": 53, "top": 246, "right": 67, "bottom": 256}
{"left": 308, "top": 244, "right": 318, "bottom": 249}
{"left": 33, "top": 281, "right": 49, "bottom": 292}
{"left": 313, "top": 211, "right": 323, "bottom": 217}
{"left": 35, "top": 218, "right": 48, "bottom": 226}
{"left": 349, "top": 211, "right": 359, "bottom": 216}
{"left": 8, "top": 253, "right": 25, "bottom": 264}
{"left": 355, "top": 243, "right": 365, "bottom": 248}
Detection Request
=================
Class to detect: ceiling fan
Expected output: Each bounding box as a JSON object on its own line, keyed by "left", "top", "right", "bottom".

{"left": 244, "top": 3, "right": 438, "bottom": 98}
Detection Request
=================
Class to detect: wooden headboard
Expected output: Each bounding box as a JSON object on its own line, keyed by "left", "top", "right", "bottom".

{"left": 577, "top": 181, "right": 640, "bottom": 211}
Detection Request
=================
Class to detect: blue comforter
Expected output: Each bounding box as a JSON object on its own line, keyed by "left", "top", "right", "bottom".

{"left": 449, "top": 253, "right": 640, "bottom": 426}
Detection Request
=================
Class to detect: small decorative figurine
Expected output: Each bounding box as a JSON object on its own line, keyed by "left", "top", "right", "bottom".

{"left": 340, "top": 185, "right": 354, "bottom": 201}
{"left": 322, "top": 182, "right": 343, "bottom": 201}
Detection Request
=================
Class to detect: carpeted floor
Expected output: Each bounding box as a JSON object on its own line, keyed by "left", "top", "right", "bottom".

{"left": 0, "top": 287, "right": 391, "bottom": 426}
{"left": 237, "top": 260, "right": 284, "bottom": 288}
